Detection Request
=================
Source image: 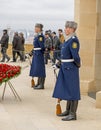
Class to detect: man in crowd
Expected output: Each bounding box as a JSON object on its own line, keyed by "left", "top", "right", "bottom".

{"left": 44, "top": 32, "right": 52, "bottom": 64}
{"left": 12, "top": 32, "right": 25, "bottom": 62}
{"left": 0, "top": 29, "right": 10, "bottom": 62}
{"left": 58, "top": 29, "right": 65, "bottom": 44}
{"left": 51, "top": 32, "right": 61, "bottom": 64}
{"left": 19, "top": 32, "right": 25, "bottom": 61}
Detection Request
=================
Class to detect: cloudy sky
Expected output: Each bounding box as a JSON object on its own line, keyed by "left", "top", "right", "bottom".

{"left": 0, "top": 0, "right": 74, "bottom": 30}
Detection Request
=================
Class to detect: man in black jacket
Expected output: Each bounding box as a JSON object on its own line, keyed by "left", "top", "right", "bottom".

{"left": 19, "top": 32, "right": 25, "bottom": 61}
{"left": 12, "top": 32, "right": 24, "bottom": 62}
{"left": 44, "top": 32, "right": 52, "bottom": 64}
{"left": 51, "top": 32, "right": 61, "bottom": 64}
{"left": 0, "top": 30, "right": 10, "bottom": 62}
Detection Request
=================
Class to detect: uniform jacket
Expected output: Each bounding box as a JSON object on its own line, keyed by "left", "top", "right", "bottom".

{"left": 53, "top": 34, "right": 81, "bottom": 101}
{"left": 30, "top": 33, "right": 46, "bottom": 78}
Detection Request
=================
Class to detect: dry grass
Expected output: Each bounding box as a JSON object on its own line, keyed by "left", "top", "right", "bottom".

{"left": 7, "top": 44, "right": 33, "bottom": 56}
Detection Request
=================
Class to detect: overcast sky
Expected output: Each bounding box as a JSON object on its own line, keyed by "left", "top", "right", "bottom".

{"left": 0, "top": 0, "right": 74, "bottom": 31}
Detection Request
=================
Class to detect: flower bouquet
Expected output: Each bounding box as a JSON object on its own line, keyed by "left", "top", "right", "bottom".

{"left": 0, "top": 64, "right": 21, "bottom": 85}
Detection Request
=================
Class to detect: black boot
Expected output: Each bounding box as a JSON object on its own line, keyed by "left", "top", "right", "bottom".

{"left": 62, "top": 101, "right": 78, "bottom": 121}
{"left": 34, "top": 78, "right": 41, "bottom": 89}
{"left": 0, "top": 60, "right": 5, "bottom": 62}
{"left": 6, "top": 57, "right": 10, "bottom": 62}
{"left": 57, "top": 101, "right": 71, "bottom": 117}
{"left": 34, "top": 78, "right": 45, "bottom": 90}
{"left": 1, "top": 56, "right": 5, "bottom": 62}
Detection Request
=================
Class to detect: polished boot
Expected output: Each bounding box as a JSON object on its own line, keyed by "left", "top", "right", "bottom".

{"left": 57, "top": 101, "right": 71, "bottom": 117}
{"left": 34, "top": 78, "right": 45, "bottom": 89}
{"left": 34, "top": 78, "right": 41, "bottom": 89}
{"left": 62, "top": 101, "right": 78, "bottom": 121}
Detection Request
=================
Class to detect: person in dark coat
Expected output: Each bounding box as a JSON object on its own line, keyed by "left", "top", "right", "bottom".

{"left": 53, "top": 21, "right": 81, "bottom": 121}
{"left": 44, "top": 32, "right": 52, "bottom": 64}
{"left": 12, "top": 32, "right": 24, "bottom": 62}
{"left": 52, "top": 32, "right": 61, "bottom": 64}
{"left": 19, "top": 32, "right": 25, "bottom": 61}
{"left": 30, "top": 23, "right": 46, "bottom": 89}
{"left": 0, "top": 29, "right": 10, "bottom": 62}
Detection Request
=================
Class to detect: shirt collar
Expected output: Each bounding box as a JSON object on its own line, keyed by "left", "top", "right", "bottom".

{"left": 65, "top": 32, "right": 76, "bottom": 42}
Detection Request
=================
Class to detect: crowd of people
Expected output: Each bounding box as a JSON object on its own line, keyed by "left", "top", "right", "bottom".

{"left": 12, "top": 32, "right": 25, "bottom": 62}
{"left": 0, "top": 30, "right": 25, "bottom": 62}
{"left": 0, "top": 28, "right": 65, "bottom": 64}
{"left": 44, "top": 29, "right": 65, "bottom": 64}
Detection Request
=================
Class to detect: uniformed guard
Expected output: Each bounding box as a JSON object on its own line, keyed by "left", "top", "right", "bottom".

{"left": 53, "top": 21, "right": 81, "bottom": 121}
{"left": 30, "top": 23, "right": 46, "bottom": 89}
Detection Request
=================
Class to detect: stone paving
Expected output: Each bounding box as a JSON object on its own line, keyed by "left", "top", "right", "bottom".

{"left": 0, "top": 61, "right": 101, "bottom": 130}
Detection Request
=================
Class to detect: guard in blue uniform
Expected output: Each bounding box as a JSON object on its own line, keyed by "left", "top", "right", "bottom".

{"left": 30, "top": 23, "right": 46, "bottom": 89}
{"left": 53, "top": 21, "right": 81, "bottom": 121}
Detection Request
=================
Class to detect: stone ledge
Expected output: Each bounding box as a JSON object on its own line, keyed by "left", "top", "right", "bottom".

{"left": 96, "top": 91, "right": 101, "bottom": 108}
{"left": 80, "top": 80, "right": 95, "bottom": 95}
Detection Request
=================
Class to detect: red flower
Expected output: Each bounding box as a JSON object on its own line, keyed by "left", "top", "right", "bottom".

{"left": 0, "top": 64, "right": 21, "bottom": 84}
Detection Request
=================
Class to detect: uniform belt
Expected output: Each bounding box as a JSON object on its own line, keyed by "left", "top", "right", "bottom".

{"left": 34, "top": 48, "right": 41, "bottom": 51}
{"left": 61, "top": 59, "right": 74, "bottom": 62}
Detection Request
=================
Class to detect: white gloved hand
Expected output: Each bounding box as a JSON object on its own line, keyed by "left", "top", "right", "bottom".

{"left": 52, "top": 64, "right": 57, "bottom": 70}
{"left": 25, "top": 53, "right": 29, "bottom": 58}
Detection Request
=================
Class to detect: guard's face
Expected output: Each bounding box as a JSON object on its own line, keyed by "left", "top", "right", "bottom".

{"left": 35, "top": 27, "right": 41, "bottom": 33}
{"left": 65, "top": 27, "right": 74, "bottom": 36}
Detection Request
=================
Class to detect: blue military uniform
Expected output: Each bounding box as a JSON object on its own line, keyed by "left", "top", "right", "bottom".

{"left": 53, "top": 35, "right": 81, "bottom": 101}
{"left": 30, "top": 33, "right": 46, "bottom": 78}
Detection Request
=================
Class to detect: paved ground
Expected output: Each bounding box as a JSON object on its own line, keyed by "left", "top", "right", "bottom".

{"left": 0, "top": 61, "right": 101, "bottom": 130}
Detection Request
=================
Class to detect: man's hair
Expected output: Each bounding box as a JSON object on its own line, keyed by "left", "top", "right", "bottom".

{"left": 52, "top": 32, "right": 56, "bottom": 35}
{"left": 3, "top": 29, "right": 8, "bottom": 34}
{"left": 58, "top": 29, "right": 63, "bottom": 32}
{"left": 45, "top": 33, "right": 49, "bottom": 36}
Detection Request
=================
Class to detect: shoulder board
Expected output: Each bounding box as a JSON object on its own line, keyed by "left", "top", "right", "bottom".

{"left": 72, "top": 36, "right": 76, "bottom": 39}
{"left": 38, "top": 33, "right": 42, "bottom": 36}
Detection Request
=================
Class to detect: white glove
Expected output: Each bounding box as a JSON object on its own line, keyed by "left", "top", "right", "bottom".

{"left": 52, "top": 64, "right": 57, "bottom": 70}
{"left": 25, "top": 53, "right": 29, "bottom": 58}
